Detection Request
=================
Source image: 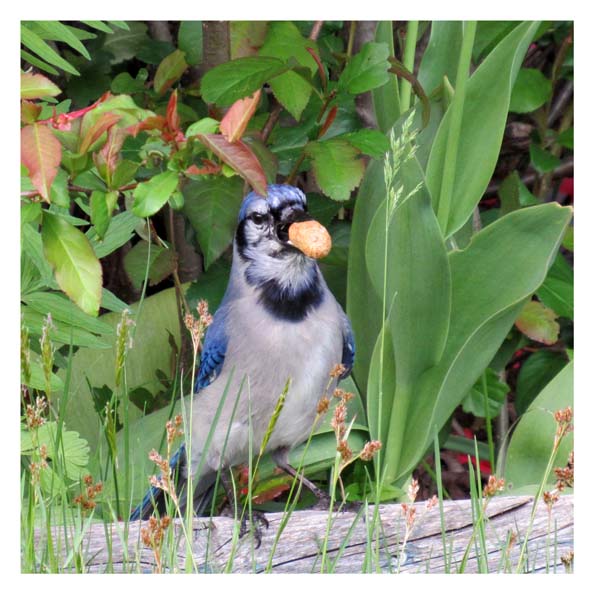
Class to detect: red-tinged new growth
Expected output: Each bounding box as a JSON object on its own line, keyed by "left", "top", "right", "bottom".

{"left": 220, "top": 90, "right": 261, "bottom": 143}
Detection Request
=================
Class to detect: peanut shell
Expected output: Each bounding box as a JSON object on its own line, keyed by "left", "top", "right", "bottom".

{"left": 288, "top": 220, "right": 332, "bottom": 259}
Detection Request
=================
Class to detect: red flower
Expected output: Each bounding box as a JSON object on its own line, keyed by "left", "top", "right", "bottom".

{"left": 456, "top": 429, "right": 492, "bottom": 474}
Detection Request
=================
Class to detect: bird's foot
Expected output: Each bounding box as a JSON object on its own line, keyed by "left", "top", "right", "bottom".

{"left": 239, "top": 509, "right": 269, "bottom": 548}
{"left": 311, "top": 494, "right": 362, "bottom": 513}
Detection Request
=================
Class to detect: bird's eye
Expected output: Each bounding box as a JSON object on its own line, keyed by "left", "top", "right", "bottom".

{"left": 249, "top": 213, "right": 268, "bottom": 226}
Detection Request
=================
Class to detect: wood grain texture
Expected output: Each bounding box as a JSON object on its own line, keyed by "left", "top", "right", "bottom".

{"left": 31, "top": 494, "right": 573, "bottom": 574}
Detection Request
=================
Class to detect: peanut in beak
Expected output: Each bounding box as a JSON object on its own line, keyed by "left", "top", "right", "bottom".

{"left": 287, "top": 220, "right": 332, "bottom": 259}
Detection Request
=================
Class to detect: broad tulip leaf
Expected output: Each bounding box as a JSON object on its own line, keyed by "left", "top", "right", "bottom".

{"left": 305, "top": 139, "right": 365, "bottom": 201}
{"left": 515, "top": 350, "right": 568, "bottom": 416}
{"left": 505, "top": 361, "right": 573, "bottom": 490}
{"left": 21, "top": 72, "right": 61, "bottom": 100}
{"left": 41, "top": 212, "right": 102, "bottom": 316}
{"left": 514, "top": 300, "right": 560, "bottom": 345}
{"left": 220, "top": 90, "right": 261, "bottom": 143}
{"left": 21, "top": 123, "right": 62, "bottom": 201}
{"left": 200, "top": 56, "right": 288, "bottom": 106}
{"left": 339, "top": 42, "right": 391, "bottom": 94}
{"left": 197, "top": 133, "right": 267, "bottom": 195}
{"left": 426, "top": 21, "right": 540, "bottom": 238}
{"left": 183, "top": 176, "right": 244, "bottom": 269}
{"left": 55, "top": 287, "right": 184, "bottom": 450}
{"left": 132, "top": 171, "right": 179, "bottom": 218}
{"left": 365, "top": 161, "right": 450, "bottom": 481}
{"left": 417, "top": 22, "right": 463, "bottom": 95}
{"left": 399, "top": 203, "right": 572, "bottom": 480}
{"left": 154, "top": 49, "right": 188, "bottom": 95}
{"left": 371, "top": 22, "right": 401, "bottom": 134}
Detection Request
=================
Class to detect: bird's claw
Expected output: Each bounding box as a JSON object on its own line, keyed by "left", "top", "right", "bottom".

{"left": 239, "top": 510, "right": 269, "bottom": 548}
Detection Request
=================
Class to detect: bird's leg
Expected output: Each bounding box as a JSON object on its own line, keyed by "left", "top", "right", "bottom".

{"left": 272, "top": 448, "right": 331, "bottom": 507}
{"left": 219, "top": 468, "right": 269, "bottom": 547}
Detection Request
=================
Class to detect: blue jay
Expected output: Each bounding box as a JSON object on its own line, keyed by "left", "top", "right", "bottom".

{"left": 131, "top": 184, "right": 354, "bottom": 525}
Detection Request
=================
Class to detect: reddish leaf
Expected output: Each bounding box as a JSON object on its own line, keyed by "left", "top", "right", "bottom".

{"left": 21, "top": 124, "right": 61, "bottom": 202}
{"left": 253, "top": 483, "right": 291, "bottom": 504}
{"left": 515, "top": 300, "right": 560, "bottom": 345}
{"left": 305, "top": 47, "right": 327, "bottom": 90}
{"left": 154, "top": 49, "right": 188, "bottom": 95}
{"left": 126, "top": 115, "right": 166, "bottom": 137}
{"left": 318, "top": 105, "right": 337, "bottom": 138}
{"left": 166, "top": 90, "right": 180, "bottom": 134}
{"left": 94, "top": 126, "right": 129, "bottom": 184}
{"left": 197, "top": 133, "right": 267, "bottom": 195}
{"left": 79, "top": 112, "right": 121, "bottom": 154}
{"left": 220, "top": 90, "right": 261, "bottom": 143}
{"left": 21, "top": 72, "right": 61, "bottom": 100}
{"left": 185, "top": 159, "right": 221, "bottom": 176}
{"left": 21, "top": 100, "right": 42, "bottom": 124}
{"left": 39, "top": 91, "right": 112, "bottom": 131}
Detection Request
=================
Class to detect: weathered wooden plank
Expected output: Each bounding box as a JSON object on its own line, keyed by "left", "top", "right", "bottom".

{"left": 32, "top": 494, "right": 573, "bottom": 574}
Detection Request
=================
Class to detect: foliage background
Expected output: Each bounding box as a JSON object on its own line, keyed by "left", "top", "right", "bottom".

{"left": 19, "top": 18, "right": 573, "bottom": 524}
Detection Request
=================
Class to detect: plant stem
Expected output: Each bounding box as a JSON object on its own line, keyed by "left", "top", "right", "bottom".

{"left": 436, "top": 20, "right": 477, "bottom": 235}
{"left": 400, "top": 21, "right": 419, "bottom": 113}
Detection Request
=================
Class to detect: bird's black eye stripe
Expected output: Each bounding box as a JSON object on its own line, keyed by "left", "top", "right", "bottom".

{"left": 249, "top": 212, "right": 268, "bottom": 225}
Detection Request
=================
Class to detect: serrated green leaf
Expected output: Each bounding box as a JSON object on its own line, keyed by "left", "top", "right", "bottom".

{"left": 268, "top": 71, "right": 312, "bottom": 121}
{"left": 41, "top": 212, "right": 102, "bottom": 316}
{"left": 339, "top": 129, "right": 390, "bottom": 158}
{"left": 201, "top": 56, "right": 288, "bottom": 106}
{"left": 305, "top": 139, "right": 365, "bottom": 201}
{"left": 338, "top": 42, "right": 390, "bottom": 94}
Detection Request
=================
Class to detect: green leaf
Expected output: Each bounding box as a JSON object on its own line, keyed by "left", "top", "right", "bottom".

{"left": 268, "top": 71, "right": 312, "bottom": 121}
{"left": 338, "top": 129, "right": 390, "bottom": 158}
{"left": 178, "top": 21, "right": 203, "bottom": 65}
{"left": 514, "top": 300, "right": 560, "bottom": 345}
{"left": 21, "top": 421, "right": 90, "bottom": 480}
{"left": 22, "top": 306, "right": 110, "bottom": 349}
{"left": 186, "top": 117, "right": 220, "bottom": 137}
{"left": 426, "top": 22, "right": 540, "bottom": 238}
{"left": 90, "top": 190, "right": 118, "bottom": 239}
{"left": 182, "top": 176, "right": 244, "bottom": 268}
{"left": 259, "top": 21, "right": 318, "bottom": 73}
{"left": 462, "top": 368, "right": 509, "bottom": 418}
{"left": 123, "top": 240, "right": 176, "bottom": 290}
{"left": 505, "top": 362, "right": 573, "bottom": 490}
{"left": 87, "top": 210, "right": 141, "bottom": 258}
{"left": 103, "top": 21, "right": 150, "bottom": 64}
{"left": 22, "top": 291, "right": 114, "bottom": 337}
{"left": 509, "top": 68, "right": 552, "bottom": 113}
{"left": 339, "top": 42, "right": 390, "bottom": 94}
{"left": 132, "top": 171, "right": 179, "bottom": 218}
{"left": 41, "top": 212, "right": 102, "bottom": 316}
{"left": 154, "top": 49, "right": 188, "bottom": 95}
{"left": 557, "top": 127, "right": 573, "bottom": 149}
{"left": 530, "top": 143, "right": 561, "bottom": 174}
{"left": 515, "top": 350, "right": 568, "bottom": 415}
{"left": 399, "top": 203, "right": 572, "bottom": 481}
{"left": 200, "top": 56, "right": 288, "bottom": 106}
{"left": 80, "top": 21, "right": 113, "bottom": 34}
{"left": 537, "top": 253, "right": 573, "bottom": 319}
{"left": 23, "top": 358, "right": 64, "bottom": 393}
{"left": 32, "top": 21, "right": 91, "bottom": 60}
{"left": 21, "top": 23, "right": 80, "bottom": 75}
{"left": 305, "top": 139, "right": 365, "bottom": 201}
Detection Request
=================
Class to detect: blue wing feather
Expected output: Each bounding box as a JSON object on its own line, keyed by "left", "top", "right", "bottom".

{"left": 194, "top": 302, "right": 230, "bottom": 392}
{"left": 340, "top": 312, "right": 355, "bottom": 379}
